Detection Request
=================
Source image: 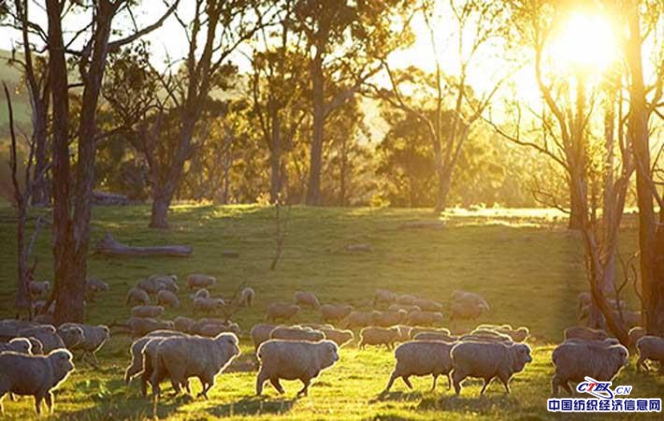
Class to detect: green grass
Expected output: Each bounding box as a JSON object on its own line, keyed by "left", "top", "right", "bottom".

{"left": 0, "top": 204, "right": 661, "bottom": 420}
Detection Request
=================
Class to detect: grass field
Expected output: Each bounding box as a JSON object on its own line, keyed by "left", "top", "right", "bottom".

{"left": 0, "top": 204, "right": 661, "bottom": 420}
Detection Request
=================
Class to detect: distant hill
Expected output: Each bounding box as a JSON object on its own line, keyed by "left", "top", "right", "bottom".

{"left": 0, "top": 49, "right": 32, "bottom": 135}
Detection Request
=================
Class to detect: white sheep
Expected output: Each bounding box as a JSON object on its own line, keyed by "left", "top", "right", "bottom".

{"left": 384, "top": 340, "right": 456, "bottom": 392}
{"left": 0, "top": 338, "right": 32, "bottom": 354}
{"left": 59, "top": 323, "right": 110, "bottom": 364}
{"left": 374, "top": 310, "right": 408, "bottom": 327}
{"left": 270, "top": 326, "right": 324, "bottom": 342}
{"left": 340, "top": 311, "right": 379, "bottom": 329}
{"left": 564, "top": 326, "right": 608, "bottom": 342}
{"left": 126, "top": 287, "right": 150, "bottom": 307}
{"left": 250, "top": 324, "right": 277, "bottom": 352}
{"left": 636, "top": 335, "right": 664, "bottom": 372}
{"left": 374, "top": 289, "right": 397, "bottom": 307}
{"left": 131, "top": 305, "right": 165, "bottom": 319}
{"left": 193, "top": 297, "right": 226, "bottom": 314}
{"left": 318, "top": 327, "right": 354, "bottom": 347}
{"left": 256, "top": 339, "right": 339, "bottom": 396}
{"left": 294, "top": 291, "right": 321, "bottom": 309}
{"left": 232, "top": 287, "right": 255, "bottom": 307}
{"left": 320, "top": 304, "right": 354, "bottom": 323}
{"left": 451, "top": 341, "right": 532, "bottom": 395}
{"left": 187, "top": 274, "right": 217, "bottom": 290}
{"left": 127, "top": 317, "right": 174, "bottom": 338}
{"left": 123, "top": 331, "right": 187, "bottom": 388}
{"left": 157, "top": 290, "right": 180, "bottom": 308}
{"left": 359, "top": 327, "right": 401, "bottom": 350}
{"left": 413, "top": 298, "right": 443, "bottom": 312}
{"left": 0, "top": 349, "right": 75, "bottom": 415}
{"left": 174, "top": 316, "right": 196, "bottom": 334}
{"left": 266, "top": 303, "right": 300, "bottom": 323}
{"left": 191, "top": 288, "right": 210, "bottom": 301}
{"left": 406, "top": 310, "right": 444, "bottom": 326}
{"left": 396, "top": 294, "right": 417, "bottom": 306}
{"left": 449, "top": 290, "right": 490, "bottom": 322}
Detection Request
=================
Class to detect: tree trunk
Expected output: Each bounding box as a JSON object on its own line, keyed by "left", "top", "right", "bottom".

{"left": 568, "top": 187, "right": 585, "bottom": 230}
{"left": 269, "top": 113, "right": 282, "bottom": 203}
{"left": 306, "top": 50, "right": 324, "bottom": 206}
{"left": 150, "top": 188, "right": 172, "bottom": 229}
{"left": 434, "top": 168, "right": 451, "bottom": 214}
{"left": 626, "top": 7, "right": 658, "bottom": 332}
{"left": 31, "top": 104, "right": 49, "bottom": 206}
{"left": 339, "top": 136, "right": 348, "bottom": 206}
{"left": 652, "top": 226, "right": 664, "bottom": 335}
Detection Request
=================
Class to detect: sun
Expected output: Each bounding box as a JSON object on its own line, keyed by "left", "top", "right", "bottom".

{"left": 548, "top": 12, "right": 619, "bottom": 74}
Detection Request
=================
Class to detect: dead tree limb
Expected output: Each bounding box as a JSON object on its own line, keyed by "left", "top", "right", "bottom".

{"left": 94, "top": 233, "right": 193, "bottom": 257}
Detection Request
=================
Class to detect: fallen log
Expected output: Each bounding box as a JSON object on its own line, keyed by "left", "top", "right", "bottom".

{"left": 95, "top": 233, "right": 193, "bottom": 258}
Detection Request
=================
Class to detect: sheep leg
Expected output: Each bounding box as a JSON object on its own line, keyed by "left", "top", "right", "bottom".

{"left": 498, "top": 375, "right": 511, "bottom": 394}
{"left": 451, "top": 370, "right": 465, "bottom": 396}
{"left": 256, "top": 370, "right": 268, "bottom": 396}
{"left": 45, "top": 391, "right": 54, "bottom": 414}
{"left": 402, "top": 376, "right": 413, "bottom": 389}
{"left": 34, "top": 393, "right": 43, "bottom": 415}
{"left": 269, "top": 378, "right": 285, "bottom": 394}
{"left": 296, "top": 378, "right": 311, "bottom": 397}
{"left": 384, "top": 371, "right": 398, "bottom": 392}
{"left": 636, "top": 356, "right": 648, "bottom": 372}
{"left": 551, "top": 375, "right": 560, "bottom": 396}
{"left": 430, "top": 374, "right": 438, "bottom": 392}
{"left": 0, "top": 390, "right": 5, "bottom": 415}
{"left": 446, "top": 373, "right": 452, "bottom": 389}
{"left": 479, "top": 378, "right": 492, "bottom": 395}
{"left": 560, "top": 381, "right": 573, "bottom": 395}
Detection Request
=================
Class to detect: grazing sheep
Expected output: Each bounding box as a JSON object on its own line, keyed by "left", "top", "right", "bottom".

{"left": 414, "top": 332, "right": 459, "bottom": 342}
{"left": 551, "top": 340, "right": 628, "bottom": 395}
{"left": 374, "top": 289, "right": 397, "bottom": 307}
{"left": 138, "top": 275, "right": 178, "bottom": 294}
{"left": 396, "top": 294, "right": 417, "bottom": 306}
{"left": 629, "top": 327, "right": 647, "bottom": 348}
{"left": 55, "top": 325, "right": 86, "bottom": 350}
{"left": 250, "top": 324, "right": 277, "bottom": 352}
{"left": 150, "top": 333, "right": 240, "bottom": 398}
{"left": 174, "top": 317, "right": 196, "bottom": 334}
{"left": 193, "top": 297, "right": 226, "bottom": 314}
{"left": 394, "top": 325, "right": 412, "bottom": 342}
{"left": 0, "top": 349, "right": 75, "bottom": 415}
{"left": 0, "top": 338, "right": 32, "bottom": 354}
{"left": 406, "top": 310, "right": 444, "bottom": 327}
{"left": 232, "top": 287, "right": 255, "bottom": 307}
{"left": 413, "top": 298, "right": 443, "bottom": 313}
{"left": 187, "top": 274, "right": 217, "bottom": 290}
{"left": 18, "top": 327, "right": 66, "bottom": 353}
{"left": 294, "top": 291, "right": 321, "bottom": 309}
{"left": 191, "top": 288, "right": 210, "bottom": 301}
{"left": 127, "top": 318, "right": 174, "bottom": 338}
{"left": 157, "top": 290, "right": 180, "bottom": 309}
{"left": 564, "top": 326, "right": 608, "bottom": 342}
{"left": 320, "top": 304, "right": 354, "bottom": 323}
{"left": 123, "top": 331, "right": 187, "bottom": 386}
{"left": 451, "top": 341, "right": 532, "bottom": 395}
{"left": 449, "top": 290, "right": 490, "bottom": 321}
{"left": 318, "top": 328, "right": 354, "bottom": 347}
{"left": 497, "top": 327, "right": 530, "bottom": 343}
{"left": 26, "top": 337, "right": 43, "bottom": 355}
{"left": 85, "top": 278, "right": 109, "bottom": 302}
{"left": 409, "top": 327, "right": 451, "bottom": 339}
{"left": 384, "top": 340, "right": 456, "bottom": 392}
{"left": 126, "top": 287, "right": 150, "bottom": 307}
{"left": 28, "top": 281, "right": 50, "bottom": 298}
{"left": 300, "top": 323, "right": 334, "bottom": 330}
{"left": 617, "top": 310, "right": 641, "bottom": 329}
{"left": 256, "top": 339, "right": 339, "bottom": 396}
{"left": 374, "top": 310, "right": 408, "bottom": 327}
{"left": 340, "top": 311, "right": 380, "bottom": 329}
{"left": 359, "top": 327, "right": 401, "bottom": 350}
{"left": 59, "top": 324, "right": 109, "bottom": 363}
{"left": 196, "top": 322, "right": 241, "bottom": 338}
{"left": 462, "top": 329, "right": 514, "bottom": 344}
{"left": 266, "top": 303, "right": 300, "bottom": 323}
{"left": 271, "top": 326, "right": 325, "bottom": 342}
{"left": 131, "top": 305, "right": 165, "bottom": 319}
{"left": 636, "top": 335, "right": 664, "bottom": 372}
{"left": 387, "top": 304, "right": 421, "bottom": 313}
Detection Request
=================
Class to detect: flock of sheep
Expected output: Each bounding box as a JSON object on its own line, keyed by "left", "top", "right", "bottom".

{"left": 1, "top": 274, "right": 664, "bottom": 416}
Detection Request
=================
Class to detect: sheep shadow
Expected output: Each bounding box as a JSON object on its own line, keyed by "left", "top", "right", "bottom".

{"left": 370, "top": 390, "right": 423, "bottom": 403}
{"left": 418, "top": 393, "right": 521, "bottom": 413}
{"left": 205, "top": 396, "right": 296, "bottom": 417}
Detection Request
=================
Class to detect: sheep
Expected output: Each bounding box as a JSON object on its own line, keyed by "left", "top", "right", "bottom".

{"left": 18, "top": 327, "right": 66, "bottom": 353}
{"left": 126, "top": 287, "right": 150, "bottom": 306}
{"left": 300, "top": 323, "right": 334, "bottom": 330}
{"left": 196, "top": 322, "right": 241, "bottom": 338}
{"left": 636, "top": 335, "right": 664, "bottom": 372}
{"left": 28, "top": 281, "right": 50, "bottom": 298}
{"left": 449, "top": 290, "right": 490, "bottom": 321}
{"left": 131, "top": 305, "right": 165, "bottom": 319}
{"left": 266, "top": 303, "right": 300, "bottom": 323}
{"left": 149, "top": 332, "right": 240, "bottom": 398}
{"left": 359, "top": 327, "right": 401, "bottom": 350}
{"left": 174, "top": 317, "right": 196, "bottom": 334}
{"left": 271, "top": 326, "right": 325, "bottom": 342}
{"left": 409, "top": 327, "right": 451, "bottom": 339}
{"left": 250, "top": 324, "right": 277, "bottom": 352}
{"left": 138, "top": 274, "right": 178, "bottom": 294}
{"left": 460, "top": 329, "right": 514, "bottom": 344}
{"left": 0, "top": 349, "right": 75, "bottom": 415}
{"left": 123, "top": 331, "right": 187, "bottom": 386}
{"left": 413, "top": 298, "right": 443, "bottom": 313}
{"left": 256, "top": 339, "right": 339, "bottom": 396}
{"left": 26, "top": 337, "right": 44, "bottom": 355}
{"left": 374, "top": 310, "right": 408, "bottom": 327}
{"left": 498, "top": 327, "right": 530, "bottom": 343}
{"left": 85, "top": 278, "right": 109, "bottom": 302}
{"left": 396, "top": 294, "right": 417, "bottom": 306}
{"left": 320, "top": 304, "right": 354, "bottom": 323}
{"left": 450, "top": 341, "right": 532, "bottom": 395}
{"left": 340, "top": 311, "right": 379, "bottom": 329}
{"left": 564, "top": 326, "right": 608, "bottom": 342}
{"left": 406, "top": 310, "right": 444, "bottom": 327}
{"left": 157, "top": 290, "right": 180, "bottom": 309}
{"left": 59, "top": 323, "right": 109, "bottom": 363}
{"left": 193, "top": 297, "right": 226, "bottom": 314}
{"left": 388, "top": 304, "right": 421, "bottom": 313}
{"left": 127, "top": 317, "right": 174, "bottom": 338}
{"left": 0, "top": 338, "right": 32, "bottom": 354}
{"left": 232, "top": 287, "right": 255, "bottom": 307}
{"left": 394, "top": 325, "right": 412, "bottom": 342}
{"left": 551, "top": 340, "right": 628, "bottom": 395}
{"left": 318, "top": 327, "right": 354, "bottom": 347}
{"left": 414, "top": 332, "right": 459, "bottom": 342}
{"left": 384, "top": 340, "right": 456, "bottom": 392}
{"left": 55, "top": 325, "right": 85, "bottom": 350}
{"left": 187, "top": 274, "right": 217, "bottom": 290}
{"left": 374, "top": 289, "right": 397, "bottom": 307}
{"left": 294, "top": 291, "right": 321, "bottom": 309}
{"left": 191, "top": 288, "right": 210, "bottom": 301}
{"left": 629, "top": 327, "right": 647, "bottom": 348}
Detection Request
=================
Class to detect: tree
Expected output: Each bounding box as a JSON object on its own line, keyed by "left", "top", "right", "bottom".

{"left": 42, "top": 0, "right": 178, "bottom": 323}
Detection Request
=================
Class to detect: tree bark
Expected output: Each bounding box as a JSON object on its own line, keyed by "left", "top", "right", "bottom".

{"left": 95, "top": 233, "right": 192, "bottom": 257}
{"left": 306, "top": 49, "right": 325, "bottom": 206}
{"left": 269, "top": 113, "right": 282, "bottom": 203}
{"left": 568, "top": 183, "right": 585, "bottom": 230}
{"left": 150, "top": 188, "right": 173, "bottom": 229}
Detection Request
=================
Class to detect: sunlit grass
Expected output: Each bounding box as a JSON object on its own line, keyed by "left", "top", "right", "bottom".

{"left": 0, "top": 204, "right": 660, "bottom": 420}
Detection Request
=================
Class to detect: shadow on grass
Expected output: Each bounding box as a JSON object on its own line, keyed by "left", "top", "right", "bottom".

{"left": 370, "top": 390, "right": 423, "bottom": 403}
{"left": 418, "top": 393, "right": 521, "bottom": 413}
{"left": 205, "top": 395, "right": 296, "bottom": 417}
